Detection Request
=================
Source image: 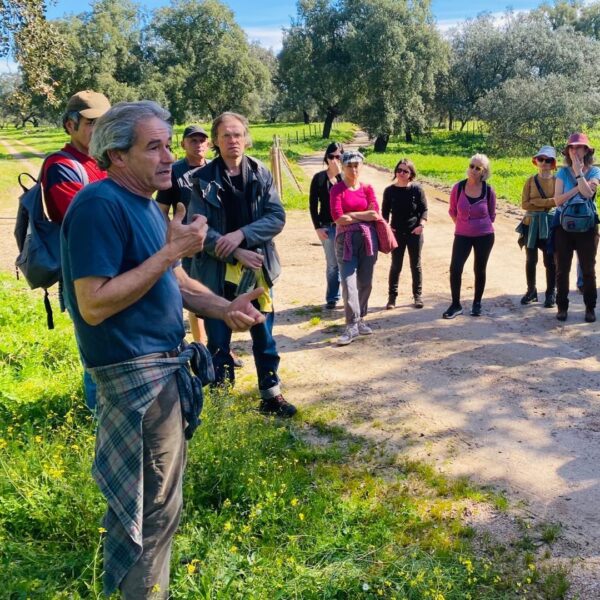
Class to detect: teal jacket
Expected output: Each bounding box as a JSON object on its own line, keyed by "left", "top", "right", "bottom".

{"left": 188, "top": 156, "right": 286, "bottom": 296}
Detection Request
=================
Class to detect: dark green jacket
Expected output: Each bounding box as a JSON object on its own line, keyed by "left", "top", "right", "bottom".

{"left": 188, "top": 156, "right": 285, "bottom": 295}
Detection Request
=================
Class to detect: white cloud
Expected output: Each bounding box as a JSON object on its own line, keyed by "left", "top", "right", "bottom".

{"left": 436, "top": 9, "right": 529, "bottom": 34}
{"left": 244, "top": 26, "right": 283, "bottom": 52}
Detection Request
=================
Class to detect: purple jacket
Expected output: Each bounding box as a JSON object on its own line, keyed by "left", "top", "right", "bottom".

{"left": 449, "top": 181, "right": 496, "bottom": 237}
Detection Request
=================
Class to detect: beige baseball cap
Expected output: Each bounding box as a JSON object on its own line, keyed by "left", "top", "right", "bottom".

{"left": 66, "top": 90, "right": 111, "bottom": 119}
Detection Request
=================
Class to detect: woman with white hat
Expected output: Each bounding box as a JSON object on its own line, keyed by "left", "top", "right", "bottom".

{"left": 518, "top": 145, "right": 557, "bottom": 308}
{"left": 553, "top": 133, "right": 600, "bottom": 323}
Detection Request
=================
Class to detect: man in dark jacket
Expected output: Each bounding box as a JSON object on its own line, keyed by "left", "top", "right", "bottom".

{"left": 189, "top": 112, "right": 296, "bottom": 417}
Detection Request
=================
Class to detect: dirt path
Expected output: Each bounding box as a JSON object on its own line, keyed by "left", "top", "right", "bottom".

{"left": 256, "top": 152, "right": 600, "bottom": 596}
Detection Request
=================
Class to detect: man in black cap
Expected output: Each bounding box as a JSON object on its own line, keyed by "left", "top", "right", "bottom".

{"left": 156, "top": 125, "right": 212, "bottom": 344}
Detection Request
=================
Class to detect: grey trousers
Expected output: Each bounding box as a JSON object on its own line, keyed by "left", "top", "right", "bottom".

{"left": 336, "top": 227, "right": 378, "bottom": 325}
{"left": 120, "top": 375, "right": 186, "bottom": 600}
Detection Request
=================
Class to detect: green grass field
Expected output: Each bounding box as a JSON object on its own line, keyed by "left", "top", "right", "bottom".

{"left": 0, "top": 274, "right": 567, "bottom": 598}
{"left": 364, "top": 127, "right": 600, "bottom": 207}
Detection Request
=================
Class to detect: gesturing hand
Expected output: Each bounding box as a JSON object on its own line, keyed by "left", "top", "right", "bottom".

{"left": 224, "top": 287, "right": 266, "bottom": 331}
{"left": 167, "top": 203, "right": 207, "bottom": 259}
{"left": 215, "top": 230, "right": 245, "bottom": 259}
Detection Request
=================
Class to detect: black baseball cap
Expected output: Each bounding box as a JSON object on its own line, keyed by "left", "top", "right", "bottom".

{"left": 183, "top": 125, "right": 208, "bottom": 139}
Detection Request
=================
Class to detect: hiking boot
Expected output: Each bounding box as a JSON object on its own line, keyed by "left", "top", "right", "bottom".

{"left": 520, "top": 289, "right": 538, "bottom": 305}
{"left": 386, "top": 296, "right": 396, "bottom": 310}
{"left": 414, "top": 295, "right": 424, "bottom": 309}
{"left": 556, "top": 309, "right": 568, "bottom": 322}
{"left": 585, "top": 308, "right": 596, "bottom": 323}
{"left": 259, "top": 394, "right": 297, "bottom": 418}
{"left": 325, "top": 301, "right": 337, "bottom": 309}
{"left": 543, "top": 291, "right": 556, "bottom": 308}
{"left": 470, "top": 301, "right": 482, "bottom": 317}
{"left": 357, "top": 320, "right": 373, "bottom": 335}
{"left": 338, "top": 324, "right": 359, "bottom": 345}
{"left": 442, "top": 303, "right": 463, "bottom": 319}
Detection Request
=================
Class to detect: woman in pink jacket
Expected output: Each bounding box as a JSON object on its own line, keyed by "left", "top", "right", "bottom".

{"left": 443, "top": 154, "right": 496, "bottom": 319}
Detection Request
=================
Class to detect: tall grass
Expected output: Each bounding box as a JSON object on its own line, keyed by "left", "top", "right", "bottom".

{"left": 0, "top": 274, "right": 557, "bottom": 598}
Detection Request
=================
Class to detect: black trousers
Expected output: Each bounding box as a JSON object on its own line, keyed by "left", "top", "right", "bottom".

{"left": 554, "top": 226, "right": 598, "bottom": 310}
{"left": 525, "top": 238, "right": 556, "bottom": 294}
{"left": 388, "top": 232, "right": 423, "bottom": 298}
{"left": 450, "top": 233, "right": 495, "bottom": 305}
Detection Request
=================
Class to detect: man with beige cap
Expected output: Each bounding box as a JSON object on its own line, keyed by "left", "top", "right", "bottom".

{"left": 41, "top": 89, "right": 111, "bottom": 410}
{"left": 42, "top": 90, "right": 111, "bottom": 224}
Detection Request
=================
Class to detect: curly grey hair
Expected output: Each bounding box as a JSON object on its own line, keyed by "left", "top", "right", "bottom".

{"left": 90, "top": 101, "right": 171, "bottom": 170}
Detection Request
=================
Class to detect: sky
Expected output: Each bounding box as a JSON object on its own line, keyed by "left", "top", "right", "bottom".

{"left": 44, "top": 0, "right": 548, "bottom": 49}
{"left": 0, "top": 0, "right": 549, "bottom": 72}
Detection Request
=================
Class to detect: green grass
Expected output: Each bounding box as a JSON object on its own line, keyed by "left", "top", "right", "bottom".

{"left": 0, "top": 273, "right": 562, "bottom": 598}
{"left": 364, "top": 126, "right": 600, "bottom": 206}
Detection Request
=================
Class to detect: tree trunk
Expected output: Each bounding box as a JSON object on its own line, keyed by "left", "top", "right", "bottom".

{"left": 459, "top": 120, "right": 468, "bottom": 132}
{"left": 405, "top": 129, "right": 413, "bottom": 143}
{"left": 448, "top": 111, "right": 454, "bottom": 131}
{"left": 303, "top": 110, "right": 310, "bottom": 125}
{"left": 322, "top": 109, "right": 336, "bottom": 139}
{"left": 374, "top": 134, "right": 389, "bottom": 153}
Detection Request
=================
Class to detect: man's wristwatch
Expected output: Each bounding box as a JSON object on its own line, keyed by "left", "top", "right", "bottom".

{"left": 575, "top": 174, "right": 583, "bottom": 179}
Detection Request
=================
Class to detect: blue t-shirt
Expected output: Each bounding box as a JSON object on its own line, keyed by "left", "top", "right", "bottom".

{"left": 556, "top": 165, "right": 600, "bottom": 201}
{"left": 61, "top": 179, "right": 185, "bottom": 367}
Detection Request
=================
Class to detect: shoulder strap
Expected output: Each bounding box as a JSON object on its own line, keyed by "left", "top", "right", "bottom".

{"left": 54, "top": 150, "right": 89, "bottom": 185}
{"left": 457, "top": 179, "right": 467, "bottom": 198}
{"left": 533, "top": 175, "right": 547, "bottom": 199}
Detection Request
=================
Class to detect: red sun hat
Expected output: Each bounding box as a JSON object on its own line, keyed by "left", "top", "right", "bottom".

{"left": 565, "top": 132, "right": 594, "bottom": 153}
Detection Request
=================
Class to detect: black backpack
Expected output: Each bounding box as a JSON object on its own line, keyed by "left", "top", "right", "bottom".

{"left": 14, "top": 151, "right": 88, "bottom": 328}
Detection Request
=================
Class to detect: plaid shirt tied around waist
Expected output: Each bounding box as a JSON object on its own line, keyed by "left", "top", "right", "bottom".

{"left": 336, "top": 222, "right": 375, "bottom": 261}
{"left": 88, "top": 342, "right": 214, "bottom": 595}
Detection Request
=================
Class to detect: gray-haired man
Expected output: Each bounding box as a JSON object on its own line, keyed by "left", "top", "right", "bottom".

{"left": 60, "top": 101, "right": 264, "bottom": 598}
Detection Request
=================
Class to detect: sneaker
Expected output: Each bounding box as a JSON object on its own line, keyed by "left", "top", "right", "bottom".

{"left": 470, "top": 301, "right": 482, "bottom": 317}
{"left": 520, "top": 289, "right": 538, "bottom": 305}
{"left": 325, "top": 301, "right": 337, "bottom": 309}
{"left": 556, "top": 309, "right": 568, "bottom": 322}
{"left": 259, "top": 394, "right": 297, "bottom": 418}
{"left": 414, "top": 295, "right": 424, "bottom": 309}
{"left": 585, "top": 308, "right": 596, "bottom": 323}
{"left": 543, "top": 291, "right": 556, "bottom": 308}
{"left": 231, "top": 351, "right": 244, "bottom": 369}
{"left": 338, "top": 324, "right": 359, "bottom": 345}
{"left": 386, "top": 296, "right": 396, "bottom": 310}
{"left": 442, "top": 304, "right": 463, "bottom": 319}
{"left": 357, "top": 320, "right": 373, "bottom": 335}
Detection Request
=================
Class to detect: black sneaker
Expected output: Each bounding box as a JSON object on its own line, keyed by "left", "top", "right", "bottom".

{"left": 520, "top": 289, "right": 538, "bottom": 305}
{"left": 259, "top": 395, "right": 297, "bottom": 418}
{"left": 325, "top": 301, "right": 337, "bottom": 309}
{"left": 414, "top": 295, "right": 424, "bottom": 309}
{"left": 470, "top": 301, "right": 482, "bottom": 317}
{"left": 442, "top": 304, "right": 463, "bottom": 319}
{"left": 543, "top": 291, "right": 556, "bottom": 308}
{"left": 585, "top": 308, "right": 596, "bottom": 323}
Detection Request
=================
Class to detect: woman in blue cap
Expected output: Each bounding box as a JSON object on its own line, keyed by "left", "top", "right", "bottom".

{"left": 518, "top": 145, "right": 557, "bottom": 308}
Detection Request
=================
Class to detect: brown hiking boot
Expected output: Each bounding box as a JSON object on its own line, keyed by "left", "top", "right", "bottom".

{"left": 259, "top": 394, "right": 297, "bottom": 418}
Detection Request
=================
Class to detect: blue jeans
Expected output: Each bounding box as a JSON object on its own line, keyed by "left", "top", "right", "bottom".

{"left": 204, "top": 310, "right": 281, "bottom": 399}
{"left": 321, "top": 224, "right": 340, "bottom": 303}
{"left": 83, "top": 369, "right": 97, "bottom": 412}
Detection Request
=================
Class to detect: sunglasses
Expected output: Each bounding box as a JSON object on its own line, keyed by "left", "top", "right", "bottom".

{"left": 327, "top": 154, "right": 342, "bottom": 160}
{"left": 469, "top": 164, "right": 483, "bottom": 172}
{"left": 536, "top": 157, "right": 554, "bottom": 164}
{"left": 396, "top": 168, "right": 411, "bottom": 175}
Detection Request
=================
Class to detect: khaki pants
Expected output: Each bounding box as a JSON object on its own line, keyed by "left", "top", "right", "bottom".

{"left": 120, "top": 376, "right": 186, "bottom": 599}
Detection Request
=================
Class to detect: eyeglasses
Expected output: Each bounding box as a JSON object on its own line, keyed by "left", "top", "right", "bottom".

{"left": 536, "top": 157, "right": 554, "bottom": 164}
{"left": 396, "top": 168, "right": 411, "bottom": 175}
{"left": 327, "top": 154, "right": 342, "bottom": 160}
{"left": 469, "top": 164, "right": 483, "bottom": 172}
